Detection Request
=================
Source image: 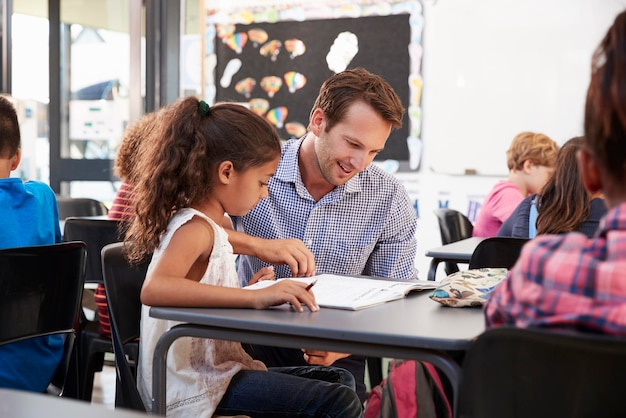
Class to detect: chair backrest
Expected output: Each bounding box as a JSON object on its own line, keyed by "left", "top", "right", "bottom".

{"left": 0, "top": 241, "right": 87, "bottom": 392}
{"left": 63, "top": 218, "right": 122, "bottom": 284}
{"left": 433, "top": 209, "right": 474, "bottom": 245}
{"left": 101, "top": 242, "right": 149, "bottom": 411}
{"left": 56, "top": 197, "right": 109, "bottom": 220}
{"left": 458, "top": 326, "right": 626, "bottom": 418}
{"left": 433, "top": 209, "right": 475, "bottom": 275}
{"left": 468, "top": 237, "right": 529, "bottom": 270}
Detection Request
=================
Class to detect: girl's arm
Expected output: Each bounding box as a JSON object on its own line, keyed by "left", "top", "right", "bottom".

{"left": 140, "top": 217, "right": 318, "bottom": 312}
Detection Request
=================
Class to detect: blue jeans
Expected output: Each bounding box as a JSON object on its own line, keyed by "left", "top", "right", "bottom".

{"left": 215, "top": 366, "right": 363, "bottom": 417}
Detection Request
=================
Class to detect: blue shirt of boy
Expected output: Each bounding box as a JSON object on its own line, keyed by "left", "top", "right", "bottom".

{"left": 0, "top": 177, "right": 63, "bottom": 393}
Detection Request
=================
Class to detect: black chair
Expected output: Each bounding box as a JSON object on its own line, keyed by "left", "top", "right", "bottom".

{"left": 0, "top": 241, "right": 87, "bottom": 396}
{"left": 101, "top": 242, "right": 148, "bottom": 411}
{"left": 433, "top": 208, "right": 474, "bottom": 275}
{"left": 56, "top": 197, "right": 109, "bottom": 220}
{"left": 468, "top": 237, "right": 529, "bottom": 270}
{"left": 63, "top": 218, "right": 123, "bottom": 286}
{"left": 457, "top": 326, "right": 626, "bottom": 418}
{"left": 62, "top": 217, "right": 123, "bottom": 401}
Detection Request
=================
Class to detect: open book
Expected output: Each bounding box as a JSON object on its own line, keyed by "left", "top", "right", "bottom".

{"left": 244, "top": 274, "right": 437, "bottom": 310}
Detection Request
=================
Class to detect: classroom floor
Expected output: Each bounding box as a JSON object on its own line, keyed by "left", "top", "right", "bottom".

{"left": 91, "top": 363, "right": 116, "bottom": 409}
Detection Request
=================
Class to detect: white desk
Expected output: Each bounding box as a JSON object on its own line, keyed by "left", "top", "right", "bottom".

{"left": 0, "top": 388, "right": 145, "bottom": 417}
{"left": 425, "top": 237, "right": 485, "bottom": 281}
{"left": 150, "top": 292, "right": 485, "bottom": 415}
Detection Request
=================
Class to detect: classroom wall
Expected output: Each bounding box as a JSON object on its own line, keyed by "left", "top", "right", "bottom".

{"left": 205, "top": 0, "right": 626, "bottom": 280}
{"left": 421, "top": 0, "right": 624, "bottom": 176}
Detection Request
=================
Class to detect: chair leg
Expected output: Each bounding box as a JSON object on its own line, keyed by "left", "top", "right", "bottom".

{"left": 367, "top": 357, "right": 383, "bottom": 388}
{"left": 444, "top": 262, "right": 460, "bottom": 276}
{"left": 80, "top": 351, "right": 105, "bottom": 401}
{"left": 61, "top": 343, "right": 81, "bottom": 399}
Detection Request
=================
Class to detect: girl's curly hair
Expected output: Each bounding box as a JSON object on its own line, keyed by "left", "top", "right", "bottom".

{"left": 125, "top": 98, "right": 281, "bottom": 263}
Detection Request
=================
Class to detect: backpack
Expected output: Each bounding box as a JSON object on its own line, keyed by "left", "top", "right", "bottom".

{"left": 364, "top": 359, "right": 452, "bottom": 418}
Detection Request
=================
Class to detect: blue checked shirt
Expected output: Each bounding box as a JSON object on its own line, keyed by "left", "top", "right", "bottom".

{"left": 233, "top": 137, "right": 418, "bottom": 285}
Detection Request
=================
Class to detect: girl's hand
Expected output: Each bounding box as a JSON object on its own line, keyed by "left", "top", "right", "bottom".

{"left": 248, "top": 266, "right": 275, "bottom": 285}
{"left": 253, "top": 279, "right": 319, "bottom": 312}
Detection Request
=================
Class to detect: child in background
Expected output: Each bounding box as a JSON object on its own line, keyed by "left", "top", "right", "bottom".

{"left": 472, "top": 131, "right": 558, "bottom": 237}
{"left": 95, "top": 110, "right": 162, "bottom": 339}
{"left": 107, "top": 109, "right": 162, "bottom": 221}
{"left": 498, "top": 137, "right": 607, "bottom": 238}
{"left": 127, "top": 98, "right": 362, "bottom": 417}
{"left": 0, "top": 95, "right": 64, "bottom": 392}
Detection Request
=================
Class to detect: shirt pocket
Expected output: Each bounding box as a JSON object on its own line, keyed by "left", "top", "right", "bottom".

{"left": 318, "top": 240, "right": 375, "bottom": 276}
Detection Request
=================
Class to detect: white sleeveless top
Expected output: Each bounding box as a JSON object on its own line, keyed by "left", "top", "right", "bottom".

{"left": 137, "top": 208, "right": 266, "bottom": 417}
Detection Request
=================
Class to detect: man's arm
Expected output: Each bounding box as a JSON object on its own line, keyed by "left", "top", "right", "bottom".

{"left": 225, "top": 227, "right": 316, "bottom": 278}
{"left": 365, "top": 187, "right": 418, "bottom": 280}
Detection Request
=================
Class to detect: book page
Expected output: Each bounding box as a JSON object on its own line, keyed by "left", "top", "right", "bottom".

{"left": 245, "top": 274, "right": 436, "bottom": 310}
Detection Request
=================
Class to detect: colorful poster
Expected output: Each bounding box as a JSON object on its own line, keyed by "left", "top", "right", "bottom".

{"left": 204, "top": 1, "right": 424, "bottom": 171}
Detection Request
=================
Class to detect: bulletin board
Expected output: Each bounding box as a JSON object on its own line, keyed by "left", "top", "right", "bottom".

{"left": 204, "top": 1, "right": 425, "bottom": 171}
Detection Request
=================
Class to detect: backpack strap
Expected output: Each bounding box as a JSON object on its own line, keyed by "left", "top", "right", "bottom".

{"left": 528, "top": 197, "right": 538, "bottom": 238}
{"left": 414, "top": 361, "right": 436, "bottom": 418}
{"left": 422, "top": 362, "right": 453, "bottom": 418}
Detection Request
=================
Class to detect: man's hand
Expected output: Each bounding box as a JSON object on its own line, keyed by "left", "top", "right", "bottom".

{"left": 254, "top": 238, "right": 316, "bottom": 277}
{"left": 302, "top": 349, "right": 351, "bottom": 366}
{"left": 227, "top": 229, "right": 316, "bottom": 277}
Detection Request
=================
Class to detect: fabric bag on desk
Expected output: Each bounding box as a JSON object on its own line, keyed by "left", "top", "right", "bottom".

{"left": 429, "top": 268, "right": 508, "bottom": 307}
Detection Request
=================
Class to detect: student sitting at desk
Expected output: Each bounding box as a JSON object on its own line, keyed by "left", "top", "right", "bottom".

{"left": 472, "top": 131, "right": 559, "bottom": 237}
{"left": 127, "top": 98, "right": 362, "bottom": 417}
{"left": 498, "top": 136, "right": 607, "bottom": 239}
{"left": 485, "top": 10, "right": 626, "bottom": 334}
{"left": 0, "top": 95, "right": 64, "bottom": 392}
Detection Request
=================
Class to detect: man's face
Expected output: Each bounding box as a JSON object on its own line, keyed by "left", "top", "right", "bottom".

{"left": 313, "top": 101, "right": 392, "bottom": 187}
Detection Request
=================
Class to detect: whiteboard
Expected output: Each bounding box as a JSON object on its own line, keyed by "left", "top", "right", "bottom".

{"left": 421, "top": 0, "right": 626, "bottom": 175}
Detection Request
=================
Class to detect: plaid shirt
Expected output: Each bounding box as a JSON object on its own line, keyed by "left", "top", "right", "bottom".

{"left": 233, "top": 137, "right": 418, "bottom": 285}
{"left": 485, "top": 203, "right": 626, "bottom": 335}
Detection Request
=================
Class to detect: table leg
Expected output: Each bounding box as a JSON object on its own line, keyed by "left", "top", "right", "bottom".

{"left": 152, "top": 324, "right": 466, "bottom": 417}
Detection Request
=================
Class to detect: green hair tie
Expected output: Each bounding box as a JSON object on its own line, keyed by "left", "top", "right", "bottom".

{"left": 198, "top": 100, "right": 211, "bottom": 116}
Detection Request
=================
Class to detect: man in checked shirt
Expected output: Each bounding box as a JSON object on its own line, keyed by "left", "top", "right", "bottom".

{"left": 227, "top": 67, "right": 419, "bottom": 402}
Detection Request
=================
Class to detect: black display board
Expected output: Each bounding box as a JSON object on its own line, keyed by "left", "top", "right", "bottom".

{"left": 215, "top": 13, "right": 411, "bottom": 162}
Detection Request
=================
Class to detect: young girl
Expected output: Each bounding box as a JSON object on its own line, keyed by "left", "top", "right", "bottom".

{"left": 126, "top": 98, "right": 362, "bottom": 417}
